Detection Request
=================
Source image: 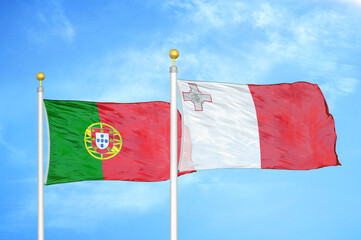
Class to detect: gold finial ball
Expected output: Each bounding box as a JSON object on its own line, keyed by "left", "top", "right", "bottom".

{"left": 169, "top": 49, "right": 179, "bottom": 60}
{"left": 36, "top": 72, "right": 45, "bottom": 81}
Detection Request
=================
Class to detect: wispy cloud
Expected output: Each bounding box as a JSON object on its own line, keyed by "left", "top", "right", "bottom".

{"left": 6, "top": 181, "right": 169, "bottom": 231}
{"left": 253, "top": 2, "right": 285, "bottom": 28}
{"left": 165, "top": 0, "right": 246, "bottom": 28}
{"left": 5, "top": 173, "right": 200, "bottom": 231}
{"left": 332, "top": 0, "right": 361, "bottom": 8}
{"left": 320, "top": 77, "right": 359, "bottom": 107}
{"left": 44, "top": 182, "right": 167, "bottom": 229}
{"left": 0, "top": 127, "right": 26, "bottom": 160}
{"left": 162, "top": 0, "right": 361, "bottom": 88}
{"left": 338, "top": 78, "right": 358, "bottom": 93}
{"left": 93, "top": 48, "right": 172, "bottom": 103}
{"left": 50, "top": 46, "right": 174, "bottom": 103}
{"left": 28, "top": 0, "right": 75, "bottom": 43}
{"left": 43, "top": 0, "right": 360, "bottom": 108}
{"left": 250, "top": 3, "right": 361, "bottom": 106}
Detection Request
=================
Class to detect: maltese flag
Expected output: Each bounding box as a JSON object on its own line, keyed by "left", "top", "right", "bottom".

{"left": 177, "top": 79, "right": 340, "bottom": 172}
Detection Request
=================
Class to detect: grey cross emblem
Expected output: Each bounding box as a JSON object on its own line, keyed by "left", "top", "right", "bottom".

{"left": 182, "top": 83, "right": 212, "bottom": 111}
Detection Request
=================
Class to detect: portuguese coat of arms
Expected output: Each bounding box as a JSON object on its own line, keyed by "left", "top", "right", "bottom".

{"left": 84, "top": 122, "right": 122, "bottom": 160}
{"left": 91, "top": 127, "right": 114, "bottom": 153}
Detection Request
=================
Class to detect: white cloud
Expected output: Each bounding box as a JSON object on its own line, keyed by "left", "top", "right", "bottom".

{"left": 338, "top": 78, "right": 358, "bottom": 93}
{"left": 7, "top": 181, "right": 168, "bottom": 230}
{"left": 86, "top": 47, "right": 172, "bottom": 103}
{"left": 253, "top": 2, "right": 284, "bottom": 28}
{"left": 44, "top": 45, "right": 176, "bottom": 103}
{"left": 4, "top": 173, "right": 197, "bottom": 231}
{"left": 43, "top": 1, "right": 360, "bottom": 110}
{"left": 0, "top": 127, "right": 26, "bottom": 160}
{"left": 333, "top": 0, "right": 361, "bottom": 7}
{"left": 165, "top": 0, "right": 246, "bottom": 28}
{"left": 248, "top": 3, "right": 361, "bottom": 109}
{"left": 29, "top": 0, "right": 75, "bottom": 43}
{"left": 51, "top": 0, "right": 359, "bottom": 108}
{"left": 320, "top": 77, "right": 359, "bottom": 107}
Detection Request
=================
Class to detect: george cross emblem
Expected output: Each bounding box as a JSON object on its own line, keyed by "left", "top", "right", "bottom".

{"left": 182, "top": 83, "right": 212, "bottom": 111}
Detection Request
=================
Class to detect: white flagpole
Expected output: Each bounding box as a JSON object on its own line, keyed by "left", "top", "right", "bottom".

{"left": 37, "top": 72, "right": 45, "bottom": 240}
{"left": 169, "top": 49, "right": 179, "bottom": 240}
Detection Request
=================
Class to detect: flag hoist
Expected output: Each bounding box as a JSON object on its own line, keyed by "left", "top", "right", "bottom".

{"left": 169, "top": 49, "right": 179, "bottom": 240}
{"left": 37, "top": 72, "right": 45, "bottom": 240}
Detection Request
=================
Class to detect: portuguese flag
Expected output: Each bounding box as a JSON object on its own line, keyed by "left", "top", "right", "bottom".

{"left": 44, "top": 100, "right": 189, "bottom": 185}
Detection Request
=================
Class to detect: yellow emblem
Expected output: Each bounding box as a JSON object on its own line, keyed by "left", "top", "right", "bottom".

{"left": 84, "top": 122, "right": 122, "bottom": 160}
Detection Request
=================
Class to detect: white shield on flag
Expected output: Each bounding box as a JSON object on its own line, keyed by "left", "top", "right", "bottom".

{"left": 91, "top": 127, "right": 115, "bottom": 154}
{"left": 95, "top": 132, "right": 109, "bottom": 149}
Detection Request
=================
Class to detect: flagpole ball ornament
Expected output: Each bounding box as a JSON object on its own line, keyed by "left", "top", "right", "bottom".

{"left": 36, "top": 72, "right": 45, "bottom": 86}
{"left": 169, "top": 49, "right": 179, "bottom": 66}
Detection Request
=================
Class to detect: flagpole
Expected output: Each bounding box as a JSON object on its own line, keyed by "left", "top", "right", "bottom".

{"left": 37, "top": 72, "right": 45, "bottom": 240}
{"left": 169, "top": 49, "right": 179, "bottom": 240}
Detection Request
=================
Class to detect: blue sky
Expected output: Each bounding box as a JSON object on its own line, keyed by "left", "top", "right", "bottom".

{"left": 1, "top": 0, "right": 361, "bottom": 239}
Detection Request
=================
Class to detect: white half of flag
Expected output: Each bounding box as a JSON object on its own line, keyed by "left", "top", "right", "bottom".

{"left": 177, "top": 79, "right": 261, "bottom": 171}
{"left": 177, "top": 79, "right": 339, "bottom": 172}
